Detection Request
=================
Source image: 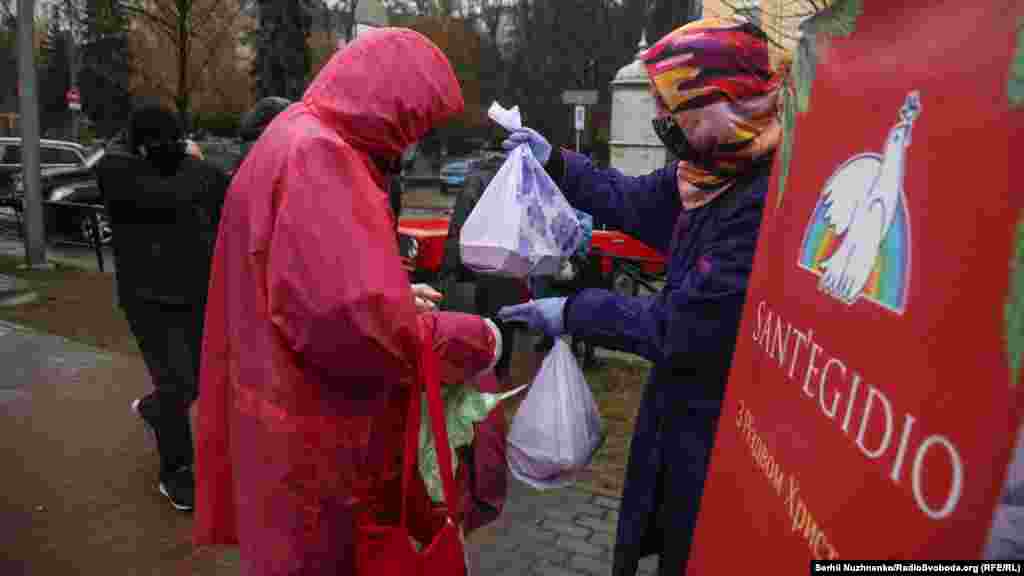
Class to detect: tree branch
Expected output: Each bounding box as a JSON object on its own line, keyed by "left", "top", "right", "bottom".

{"left": 128, "top": 55, "right": 178, "bottom": 101}
{"left": 192, "top": 0, "right": 255, "bottom": 36}
{"left": 122, "top": 3, "right": 179, "bottom": 40}
{"left": 192, "top": 18, "right": 247, "bottom": 84}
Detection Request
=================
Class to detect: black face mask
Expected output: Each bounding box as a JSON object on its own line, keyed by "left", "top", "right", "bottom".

{"left": 652, "top": 116, "right": 711, "bottom": 168}
{"left": 372, "top": 154, "right": 403, "bottom": 177}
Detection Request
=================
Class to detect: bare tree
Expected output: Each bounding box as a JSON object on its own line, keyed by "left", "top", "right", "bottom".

{"left": 123, "top": 0, "right": 257, "bottom": 128}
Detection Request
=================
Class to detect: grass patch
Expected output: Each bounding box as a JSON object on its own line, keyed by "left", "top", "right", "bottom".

{"left": 0, "top": 254, "right": 141, "bottom": 356}
{"left": 578, "top": 357, "right": 648, "bottom": 497}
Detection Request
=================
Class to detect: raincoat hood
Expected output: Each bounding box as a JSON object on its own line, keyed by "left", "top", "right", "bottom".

{"left": 303, "top": 27, "right": 465, "bottom": 159}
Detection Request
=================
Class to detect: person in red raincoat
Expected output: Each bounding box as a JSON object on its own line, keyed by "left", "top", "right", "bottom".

{"left": 193, "top": 28, "right": 511, "bottom": 574}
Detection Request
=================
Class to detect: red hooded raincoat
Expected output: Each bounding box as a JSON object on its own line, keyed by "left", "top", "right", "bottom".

{"left": 193, "top": 28, "right": 500, "bottom": 574}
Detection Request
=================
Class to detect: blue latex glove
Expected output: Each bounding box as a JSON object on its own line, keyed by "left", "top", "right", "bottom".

{"left": 501, "top": 127, "right": 552, "bottom": 165}
{"left": 574, "top": 210, "right": 593, "bottom": 258}
{"left": 497, "top": 297, "right": 567, "bottom": 338}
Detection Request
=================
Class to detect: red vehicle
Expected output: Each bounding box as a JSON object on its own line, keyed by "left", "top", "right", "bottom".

{"left": 397, "top": 214, "right": 666, "bottom": 296}
{"left": 397, "top": 215, "right": 451, "bottom": 279}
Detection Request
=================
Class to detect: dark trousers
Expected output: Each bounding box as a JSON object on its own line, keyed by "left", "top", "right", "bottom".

{"left": 122, "top": 298, "right": 203, "bottom": 478}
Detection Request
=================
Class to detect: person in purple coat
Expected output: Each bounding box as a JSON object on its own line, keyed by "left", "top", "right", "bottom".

{"left": 498, "top": 18, "right": 783, "bottom": 576}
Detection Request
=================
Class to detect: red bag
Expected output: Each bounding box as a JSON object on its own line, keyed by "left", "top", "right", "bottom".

{"left": 356, "top": 328, "right": 466, "bottom": 576}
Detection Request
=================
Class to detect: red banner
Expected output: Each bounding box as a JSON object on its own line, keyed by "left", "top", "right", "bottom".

{"left": 687, "top": 2, "right": 1024, "bottom": 571}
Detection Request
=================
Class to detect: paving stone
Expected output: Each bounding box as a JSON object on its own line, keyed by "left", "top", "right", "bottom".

{"left": 554, "top": 535, "right": 606, "bottom": 559}
{"left": 468, "top": 476, "right": 626, "bottom": 576}
{"left": 508, "top": 521, "right": 559, "bottom": 543}
{"left": 541, "top": 519, "right": 591, "bottom": 539}
{"left": 528, "top": 543, "right": 572, "bottom": 565}
{"left": 486, "top": 536, "right": 523, "bottom": 553}
{"left": 576, "top": 514, "right": 617, "bottom": 535}
{"left": 542, "top": 489, "right": 593, "bottom": 508}
{"left": 496, "top": 563, "right": 538, "bottom": 576}
{"left": 532, "top": 560, "right": 585, "bottom": 576}
{"left": 591, "top": 495, "right": 621, "bottom": 510}
{"left": 570, "top": 553, "right": 613, "bottom": 576}
{"left": 571, "top": 502, "right": 609, "bottom": 520}
{"left": 477, "top": 548, "right": 529, "bottom": 574}
{"left": 543, "top": 506, "right": 578, "bottom": 522}
{"left": 587, "top": 531, "right": 615, "bottom": 551}
{"left": 638, "top": 555, "right": 659, "bottom": 575}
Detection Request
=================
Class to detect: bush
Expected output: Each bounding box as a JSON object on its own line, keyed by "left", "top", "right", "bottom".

{"left": 192, "top": 112, "right": 242, "bottom": 139}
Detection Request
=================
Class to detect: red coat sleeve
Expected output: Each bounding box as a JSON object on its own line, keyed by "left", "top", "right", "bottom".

{"left": 417, "top": 311, "right": 500, "bottom": 386}
{"left": 267, "top": 136, "right": 420, "bottom": 387}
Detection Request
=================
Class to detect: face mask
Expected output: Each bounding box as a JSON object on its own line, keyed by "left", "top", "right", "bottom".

{"left": 371, "top": 154, "right": 403, "bottom": 177}
{"left": 652, "top": 115, "right": 712, "bottom": 168}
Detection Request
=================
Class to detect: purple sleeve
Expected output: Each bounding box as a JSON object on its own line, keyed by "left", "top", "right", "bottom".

{"left": 563, "top": 182, "right": 765, "bottom": 365}
{"left": 559, "top": 150, "right": 682, "bottom": 253}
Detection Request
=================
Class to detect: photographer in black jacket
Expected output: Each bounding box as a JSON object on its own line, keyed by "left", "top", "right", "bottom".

{"left": 96, "top": 106, "right": 230, "bottom": 512}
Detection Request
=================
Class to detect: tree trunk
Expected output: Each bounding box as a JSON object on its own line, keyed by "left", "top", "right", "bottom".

{"left": 177, "top": 2, "right": 191, "bottom": 131}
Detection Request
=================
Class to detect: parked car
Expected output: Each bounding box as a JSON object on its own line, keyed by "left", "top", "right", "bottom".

{"left": 29, "top": 146, "right": 111, "bottom": 245}
{"left": 439, "top": 149, "right": 505, "bottom": 195}
{"left": 0, "top": 137, "right": 88, "bottom": 208}
{"left": 12, "top": 139, "right": 223, "bottom": 246}
{"left": 198, "top": 138, "right": 244, "bottom": 177}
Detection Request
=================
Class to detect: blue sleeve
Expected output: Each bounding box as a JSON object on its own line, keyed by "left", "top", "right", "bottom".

{"left": 559, "top": 150, "right": 682, "bottom": 253}
{"left": 563, "top": 181, "right": 766, "bottom": 366}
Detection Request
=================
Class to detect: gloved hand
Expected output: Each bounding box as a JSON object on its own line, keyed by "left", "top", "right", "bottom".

{"left": 501, "top": 127, "right": 552, "bottom": 165}
{"left": 497, "top": 297, "right": 568, "bottom": 339}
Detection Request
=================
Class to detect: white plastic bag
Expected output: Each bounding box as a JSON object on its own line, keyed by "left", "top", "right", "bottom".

{"left": 459, "top": 102, "right": 583, "bottom": 279}
{"left": 507, "top": 339, "right": 604, "bottom": 490}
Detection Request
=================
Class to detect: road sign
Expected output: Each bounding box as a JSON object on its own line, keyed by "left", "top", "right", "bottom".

{"left": 562, "top": 90, "right": 599, "bottom": 106}
{"left": 574, "top": 105, "right": 586, "bottom": 131}
{"left": 66, "top": 87, "right": 81, "bottom": 111}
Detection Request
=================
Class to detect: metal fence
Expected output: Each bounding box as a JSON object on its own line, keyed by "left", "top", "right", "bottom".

{"left": 0, "top": 200, "right": 109, "bottom": 272}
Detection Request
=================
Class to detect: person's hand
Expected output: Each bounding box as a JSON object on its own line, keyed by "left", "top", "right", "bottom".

{"left": 412, "top": 283, "right": 442, "bottom": 313}
{"left": 497, "top": 297, "right": 567, "bottom": 338}
{"left": 502, "top": 127, "right": 552, "bottom": 165}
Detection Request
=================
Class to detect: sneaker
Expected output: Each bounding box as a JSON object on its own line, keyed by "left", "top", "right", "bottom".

{"left": 159, "top": 466, "right": 194, "bottom": 512}
{"left": 131, "top": 395, "right": 159, "bottom": 447}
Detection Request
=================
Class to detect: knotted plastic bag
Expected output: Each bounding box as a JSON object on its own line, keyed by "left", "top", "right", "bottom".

{"left": 459, "top": 102, "right": 583, "bottom": 279}
{"left": 506, "top": 339, "right": 604, "bottom": 490}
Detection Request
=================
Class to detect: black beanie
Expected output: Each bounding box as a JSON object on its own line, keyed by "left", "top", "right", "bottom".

{"left": 239, "top": 97, "right": 292, "bottom": 142}
{"left": 130, "top": 106, "right": 185, "bottom": 176}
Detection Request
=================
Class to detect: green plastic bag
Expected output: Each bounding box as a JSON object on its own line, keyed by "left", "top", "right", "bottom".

{"left": 419, "top": 383, "right": 527, "bottom": 503}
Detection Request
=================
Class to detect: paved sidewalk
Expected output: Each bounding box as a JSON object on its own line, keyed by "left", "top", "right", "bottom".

{"left": 0, "top": 319, "right": 657, "bottom": 575}
{"left": 466, "top": 479, "right": 658, "bottom": 576}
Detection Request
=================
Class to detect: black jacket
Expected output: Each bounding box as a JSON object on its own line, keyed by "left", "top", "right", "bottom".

{"left": 97, "top": 151, "right": 230, "bottom": 307}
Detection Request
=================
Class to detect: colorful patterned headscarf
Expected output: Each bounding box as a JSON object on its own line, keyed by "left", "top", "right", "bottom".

{"left": 641, "top": 18, "right": 783, "bottom": 208}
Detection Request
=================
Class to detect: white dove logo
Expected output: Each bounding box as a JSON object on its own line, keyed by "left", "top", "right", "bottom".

{"left": 798, "top": 91, "right": 918, "bottom": 314}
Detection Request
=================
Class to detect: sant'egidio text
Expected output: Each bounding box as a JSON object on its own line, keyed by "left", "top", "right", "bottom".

{"left": 752, "top": 300, "right": 964, "bottom": 521}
